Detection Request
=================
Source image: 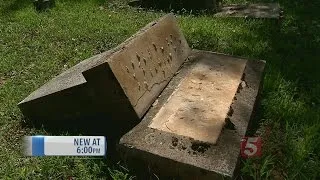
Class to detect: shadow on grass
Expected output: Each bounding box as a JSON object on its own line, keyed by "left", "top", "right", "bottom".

{"left": 1, "top": 0, "right": 31, "bottom": 13}
{"left": 185, "top": 0, "right": 320, "bottom": 178}
{"left": 226, "top": 0, "right": 320, "bottom": 179}
{"left": 0, "top": 0, "right": 108, "bottom": 17}
{"left": 128, "top": 0, "right": 220, "bottom": 14}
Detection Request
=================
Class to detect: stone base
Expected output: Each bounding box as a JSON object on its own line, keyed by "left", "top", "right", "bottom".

{"left": 118, "top": 50, "right": 265, "bottom": 179}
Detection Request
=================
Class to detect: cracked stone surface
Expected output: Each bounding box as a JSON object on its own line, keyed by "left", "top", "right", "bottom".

{"left": 149, "top": 55, "right": 247, "bottom": 144}
{"left": 119, "top": 51, "right": 266, "bottom": 179}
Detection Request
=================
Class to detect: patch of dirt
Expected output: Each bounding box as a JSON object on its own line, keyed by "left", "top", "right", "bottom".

{"left": 227, "top": 106, "right": 234, "bottom": 116}
{"left": 171, "top": 137, "right": 178, "bottom": 147}
{"left": 191, "top": 141, "right": 211, "bottom": 153}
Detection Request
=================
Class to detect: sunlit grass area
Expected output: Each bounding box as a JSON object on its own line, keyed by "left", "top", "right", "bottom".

{"left": 0, "top": 0, "right": 319, "bottom": 179}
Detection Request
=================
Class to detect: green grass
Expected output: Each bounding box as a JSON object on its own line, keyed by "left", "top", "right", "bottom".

{"left": 0, "top": 0, "right": 319, "bottom": 179}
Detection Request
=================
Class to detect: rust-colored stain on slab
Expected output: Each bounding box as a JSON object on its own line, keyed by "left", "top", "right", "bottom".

{"left": 149, "top": 55, "right": 247, "bottom": 144}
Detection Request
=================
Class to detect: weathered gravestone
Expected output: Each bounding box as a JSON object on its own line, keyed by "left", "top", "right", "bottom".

{"left": 215, "top": 3, "right": 282, "bottom": 19}
{"left": 119, "top": 51, "right": 265, "bottom": 179}
{"left": 18, "top": 13, "right": 190, "bottom": 134}
{"left": 19, "top": 13, "right": 266, "bottom": 179}
{"left": 117, "top": 15, "right": 265, "bottom": 179}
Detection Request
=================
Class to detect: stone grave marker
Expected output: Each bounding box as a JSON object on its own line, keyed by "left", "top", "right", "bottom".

{"left": 117, "top": 15, "right": 266, "bottom": 179}
{"left": 18, "top": 14, "right": 189, "bottom": 129}
{"left": 19, "top": 13, "right": 266, "bottom": 179}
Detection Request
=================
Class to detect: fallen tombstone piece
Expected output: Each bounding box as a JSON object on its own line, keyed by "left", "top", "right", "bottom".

{"left": 18, "top": 13, "right": 190, "bottom": 136}
{"left": 117, "top": 15, "right": 265, "bottom": 179}
{"left": 215, "top": 3, "right": 282, "bottom": 19}
{"left": 19, "top": 13, "right": 266, "bottom": 178}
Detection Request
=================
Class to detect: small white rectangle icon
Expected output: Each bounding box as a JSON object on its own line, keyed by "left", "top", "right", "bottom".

{"left": 44, "top": 136, "right": 106, "bottom": 156}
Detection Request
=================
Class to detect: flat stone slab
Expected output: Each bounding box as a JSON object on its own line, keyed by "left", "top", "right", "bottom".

{"left": 119, "top": 50, "right": 265, "bottom": 179}
{"left": 215, "top": 3, "right": 281, "bottom": 19}
{"left": 149, "top": 54, "right": 247, "bottom": 144}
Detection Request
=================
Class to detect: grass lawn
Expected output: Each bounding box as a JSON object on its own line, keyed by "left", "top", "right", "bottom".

{"left": 0, "top": 0, "right": 319, "bottom": 179}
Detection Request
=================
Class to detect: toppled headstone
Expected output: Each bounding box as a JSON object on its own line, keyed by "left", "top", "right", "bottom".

{"left": 18, "top": 14, "right": 190, "bottom": 132}
{"left": 119, "top": 51, "right": 265, "bottom": 179}
{"left": 215, "top": 3, "right": 281, "bottom": 19}
{"left": 117, "top": 15, "right": 265, "bottom": 179}
{"left": 19, "top": 13, "right": 266, "bottom": 179}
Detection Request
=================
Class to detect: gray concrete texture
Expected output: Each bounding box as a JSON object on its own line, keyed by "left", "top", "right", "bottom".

{"left": 119, "top": 51, "right": 265, "bottom": 179}
{"left": 18, "top": 13, "right": 190, "bottom": 126}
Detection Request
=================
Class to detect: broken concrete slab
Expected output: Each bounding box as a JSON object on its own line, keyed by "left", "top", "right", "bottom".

{"left": 215, "top": 3, "right": 281, "bottom": 19}
{"left": 149, "top": 54, "right": 247, "bottom": 144}
{"left": 19, "top": 12, "right": 266, "bottom": 178}
{"left": 18, "top": 14, "right": 190, "bottom": 128}
{"left": 119, "top": 50, "right": 265, "bottom": 179}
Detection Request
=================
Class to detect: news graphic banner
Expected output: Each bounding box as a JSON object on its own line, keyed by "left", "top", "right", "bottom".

{"left": 240, "top": 137, "right": 262, "bottom": 158}
{"left": 23, "top": 136, "right": 106, "bottom": 156}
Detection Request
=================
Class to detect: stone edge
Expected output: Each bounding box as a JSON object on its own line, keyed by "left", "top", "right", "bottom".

{"left": 118, "top": 50, "right": 266, "bottom": 179}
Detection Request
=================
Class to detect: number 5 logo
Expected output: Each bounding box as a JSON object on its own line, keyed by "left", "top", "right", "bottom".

{"left": 240, "top": 137, "right": 262, "bottom": 158}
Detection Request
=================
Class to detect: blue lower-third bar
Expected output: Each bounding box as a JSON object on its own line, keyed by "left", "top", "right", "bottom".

{"left": 23, "top": 136, "right": 45, "bottom": 157}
